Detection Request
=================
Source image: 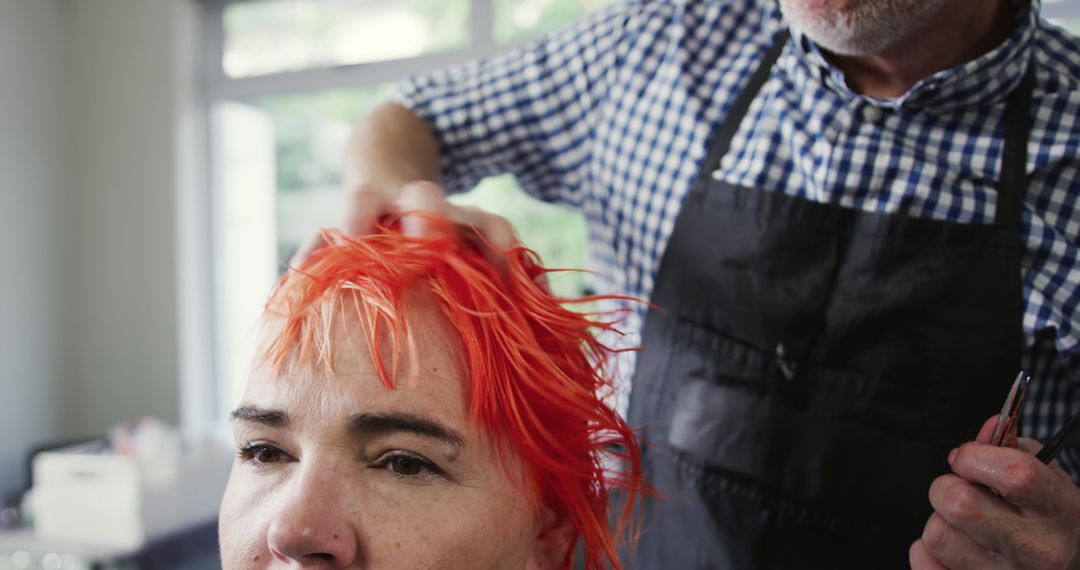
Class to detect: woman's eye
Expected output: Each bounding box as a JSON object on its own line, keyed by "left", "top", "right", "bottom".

{"left": 238, "top": 443, "right": 292, "bottom": 466}
{"left": 371, "top": 451, "right": 445, "bottom": 481}
{"left": 390, "top": 455, "right": 423, "bottom": 475}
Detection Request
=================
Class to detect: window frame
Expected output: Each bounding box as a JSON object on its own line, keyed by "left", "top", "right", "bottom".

{"left": 1045, "top": 0, "right": 1080, "bottom": 19}
{"left": 185, "top": 0, "right": 516, "bottom": 440}
{"left": 202, "top": 0, "right": 502, "bottom": 100}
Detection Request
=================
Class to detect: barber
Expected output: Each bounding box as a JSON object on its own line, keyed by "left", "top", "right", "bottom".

{"left": 295, "top": 0, "right": 1080, "bottom": 566}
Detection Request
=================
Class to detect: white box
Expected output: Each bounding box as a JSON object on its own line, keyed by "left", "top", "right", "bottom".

{"left": 31, "top": 444, "right": 231, "bottom": 549}
{"left": 33, "top": 452, "right": 143, "bottom": 549}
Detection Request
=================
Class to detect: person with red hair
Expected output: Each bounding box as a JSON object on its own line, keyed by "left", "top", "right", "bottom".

{"left": 218, "top": 216, "right": 647, "bottom": 570}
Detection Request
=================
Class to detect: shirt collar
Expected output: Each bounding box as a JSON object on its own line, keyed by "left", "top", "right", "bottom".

{"left": 784, "top": 0, "right": 1038, "bottom": 112}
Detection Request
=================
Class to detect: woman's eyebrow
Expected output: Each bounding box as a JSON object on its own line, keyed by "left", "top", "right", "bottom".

{"left": 347, "top": 412, "right": 467, "bottom": 451}
{"left": 230, "top": 405, "right": 288, "bottom": 427}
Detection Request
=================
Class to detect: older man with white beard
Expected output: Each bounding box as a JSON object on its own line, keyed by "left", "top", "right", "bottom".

{"left": 291, "top": 0, "right": 1080, "bottom": 567}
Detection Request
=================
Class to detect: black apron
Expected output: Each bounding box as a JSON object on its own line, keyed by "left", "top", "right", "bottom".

{"left": 625, "top": 31, "right": 1033, "bottom": 569}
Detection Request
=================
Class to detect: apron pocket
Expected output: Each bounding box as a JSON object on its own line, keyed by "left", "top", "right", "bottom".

{"left": 667, "top": 378, "right": 934, "bottom": 519}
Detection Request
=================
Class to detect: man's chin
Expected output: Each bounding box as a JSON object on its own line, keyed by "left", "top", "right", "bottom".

{"left": 778, "top": 0, "right": 944, "bottom": 56}
{"left": 793, "top": 26, "right": 893, "bottom": 56}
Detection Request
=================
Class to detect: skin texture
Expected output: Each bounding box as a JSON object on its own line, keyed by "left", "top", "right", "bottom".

{"left": 291, "top": 181, "right": 516, "bottom": 276}
{"left": 777, "top": 0, "right": 1016, "bottom": 96}
{"left": 777, "top": 0, "right": 949, "bottom": 56}
{"left": 218, "top": 291, "right": 569, "bottom": 569}
{"left": 910, "top": 417, "right": 1080, "bottom": 569}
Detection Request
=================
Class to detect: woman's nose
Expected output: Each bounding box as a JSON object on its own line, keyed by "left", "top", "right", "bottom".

{"left": 266, "top": 470, "right": 360, "bottom": 567}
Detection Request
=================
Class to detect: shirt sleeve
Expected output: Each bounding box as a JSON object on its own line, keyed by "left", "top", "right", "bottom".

{"left": 391, "top": 1, "right": 649, "bottom": 207}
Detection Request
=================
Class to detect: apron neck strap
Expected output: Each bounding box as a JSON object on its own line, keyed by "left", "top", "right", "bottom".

{"left": 698, "top": 31, "right": 1033, "bottom": 231}
{"left": 996, "top": 64, "right": 1034, "bottom": 227}
{"left": 698, "top": 29, "right": 790, "bottom": 180}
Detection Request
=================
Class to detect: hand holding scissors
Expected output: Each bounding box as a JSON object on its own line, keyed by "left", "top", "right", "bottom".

{"left": 911, "top": 372, "right": 1080, "bottom": 569}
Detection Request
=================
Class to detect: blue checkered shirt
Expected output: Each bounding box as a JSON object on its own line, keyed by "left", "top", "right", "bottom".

{"left": 394, "top": 0, "right": 1080, "bottom": 479}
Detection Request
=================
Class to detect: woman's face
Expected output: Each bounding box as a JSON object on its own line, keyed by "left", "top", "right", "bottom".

{"left": 218, "top": 296, "right": 563, "bottom": 569}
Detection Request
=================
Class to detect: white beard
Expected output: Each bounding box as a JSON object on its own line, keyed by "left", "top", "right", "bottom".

{"left": 778, "top": 0, "right": 950, "bottom": 56}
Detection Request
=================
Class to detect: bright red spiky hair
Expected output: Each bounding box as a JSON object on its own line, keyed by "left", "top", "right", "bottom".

{"left": 261, "top": 216, "right": 647, "bottom": 570}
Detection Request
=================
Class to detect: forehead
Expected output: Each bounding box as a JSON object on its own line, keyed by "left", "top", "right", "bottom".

{"left": 245, "top": 287, "right": 470, "bottom": 425}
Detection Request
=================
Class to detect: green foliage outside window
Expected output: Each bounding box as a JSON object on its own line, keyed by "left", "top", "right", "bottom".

{"left": 246, "top": 0, "right": 610, "bottom": 297}
{"left": 260, "top": 84, "right": 589, "bottom": 297}
{"left": 257, "top": 86, "right": 395, "bottom": 194}
{"left": 493, "top": 0, "right": 620, "bottom": 43}
{"left": 224, "top": 0, "right": 470, "bottom": 76}
{"left": 450, "top": 175, "right": 588, "bottom": 299}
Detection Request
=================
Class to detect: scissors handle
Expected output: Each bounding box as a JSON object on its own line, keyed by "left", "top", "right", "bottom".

{"left": 1036, "top": 410, "right": 1080, "bottom": 464}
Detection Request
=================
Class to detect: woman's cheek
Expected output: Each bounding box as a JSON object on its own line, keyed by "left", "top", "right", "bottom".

{"left": 219, "top": 466, "right": 535, "bottom": 569}
{"left": 380, "top": 485, "right": 534, "bottom": 568}
{"left": 357, "top": 482, "right": 490, "bottom": 567}
{"left": 219, "top": 471, "right": 274, "bottom": 569}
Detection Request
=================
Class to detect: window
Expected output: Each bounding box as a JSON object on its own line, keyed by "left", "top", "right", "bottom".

{"left": 493, "top": 0, "right": 618, "bottom": 43}
{"left": 1046, "top": 0, "right": 1080, "bottom": 32}
{"left": 222, "top": 0, "right": 472, "bottom": 77}
{"left": 188, "top": 0, "right": 1080, "bottom": 439}
{"left": 194, "top": 0, "right": 616, "bottom": 438}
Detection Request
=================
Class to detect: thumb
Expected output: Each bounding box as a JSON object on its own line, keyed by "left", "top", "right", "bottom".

{"left": 975, "top": 415, "right": 1001, "bottom": 445}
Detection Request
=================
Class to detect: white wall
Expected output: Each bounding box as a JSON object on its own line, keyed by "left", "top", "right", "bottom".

{"left": 0, "top": 0, "right": 200, "bottom": 499}
{"left": 0, "top": 0, "right": 68, "bottom": 498}
{"left": 62, "top": 0, "right": 196, "bottom": 437}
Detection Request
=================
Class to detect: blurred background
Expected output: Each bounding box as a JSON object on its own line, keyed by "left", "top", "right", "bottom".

{"left": 1, "top": 0, "right": 1078, "bottom": 567}
{"left": 0, "top": 0, "right": 618, "bottom": 566}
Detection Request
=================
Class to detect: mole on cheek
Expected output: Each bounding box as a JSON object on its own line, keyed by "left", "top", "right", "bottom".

{"left": 253, "top": 555, "right": 260, "bottom": 562}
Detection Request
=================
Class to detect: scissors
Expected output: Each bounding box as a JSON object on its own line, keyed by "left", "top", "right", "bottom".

{"left": 989, "top": 370, "right": 1080, "bottom": 464}
{"left": 989, "top": 371, "right": 1030, "bottom": 448}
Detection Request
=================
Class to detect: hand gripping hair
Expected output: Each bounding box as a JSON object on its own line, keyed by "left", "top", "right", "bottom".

{"left": 260, "top": 216, "right": 648, "bottom": 570}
